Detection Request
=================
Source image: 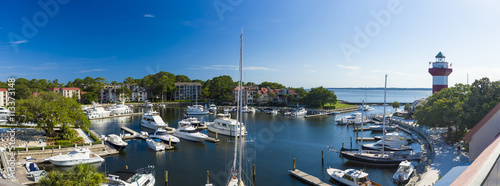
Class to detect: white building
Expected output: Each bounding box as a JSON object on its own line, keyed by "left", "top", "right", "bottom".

{"left": 174, "top": 82, "right": 202, "bottom": 101}
{"left": 100, "top": 84, "right": 147, "bottom": 103}
{"left": 464, "top": 102, "right": 500, "bottom": 162}
{"left": 48, "top": 87, "right": 81, "bottom": 100}
{"left": 0, "top": 88, "right": 7, "bottom": 107}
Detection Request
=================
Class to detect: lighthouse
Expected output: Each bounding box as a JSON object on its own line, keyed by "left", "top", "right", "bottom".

{"left": 428, "top": 52, "right": 453, "bottom": 93}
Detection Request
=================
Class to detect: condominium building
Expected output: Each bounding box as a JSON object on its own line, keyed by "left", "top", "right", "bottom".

{"left": 0, "top": 88, "right": 7, "bottom": 107}
{"left": 174, "top": 82, "right": 202, "bottom": 101}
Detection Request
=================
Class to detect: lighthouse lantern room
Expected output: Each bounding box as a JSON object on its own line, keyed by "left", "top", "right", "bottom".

{"left": 428, "top": 52, "right": 453, "bottom": 93}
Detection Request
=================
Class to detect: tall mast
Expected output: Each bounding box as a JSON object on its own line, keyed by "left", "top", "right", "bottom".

{"left": 238, "top": 33, "right": 244, "bottom": 184}
{"left": 360, "top": 100, "right": 364, "bottom": 153}
{"left": 382, "top": 74, "right": 387, "bottom": 155}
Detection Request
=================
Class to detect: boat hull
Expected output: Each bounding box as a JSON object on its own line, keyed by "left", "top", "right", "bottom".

{"left": 340, "top": 151, "right": 404, "bottom": 166}
{"left": 48, "top": 157, "right": 104, "bottom": 166}
{"left": 173, "top": 132, "right": 206, "bottom": 142}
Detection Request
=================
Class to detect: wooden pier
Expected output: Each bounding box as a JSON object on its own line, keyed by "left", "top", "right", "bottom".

{"left": 89, "top": 112, "right": 143, "bottom": 120}
{"left": 289, "top": 169, "right": 331, "bottom": 186}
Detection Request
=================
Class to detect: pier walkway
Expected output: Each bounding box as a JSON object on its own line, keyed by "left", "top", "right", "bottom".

{"left": 75, "top": 128, "right": 92, "bottom": 144}
{"left": 289, "top": 169, "right": 331, "bottom": 186}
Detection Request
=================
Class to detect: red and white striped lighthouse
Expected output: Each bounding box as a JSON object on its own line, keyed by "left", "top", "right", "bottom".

{"left": 428, "top": 52, "right": 453, "bottom": 93}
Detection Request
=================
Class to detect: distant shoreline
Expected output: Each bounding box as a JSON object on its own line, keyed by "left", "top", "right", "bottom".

{"left": 327, "top": 87, "right": 432, "bottom": 90}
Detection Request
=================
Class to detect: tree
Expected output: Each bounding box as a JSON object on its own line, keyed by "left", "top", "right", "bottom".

{"left": 40, "top": 163, "right": 105, "bottom": 186}
{"left": 404, "top": 103, "right": 412, "bottom": 112}
{"left": 304, "top": 86, "right": 337, "bottom": 108}
{"left": 208, "top": 75, "right": 236, "bottom": 103}
{"left": 116, "top": 87, "right": 132, "bottom": 101}
{"left": 259, "top": 81, "right": 285, "bottom": 89}
{"left": 414, "top": 84, "right": 469, "bottom": 135}
{"left": 81, "top": 92, "right": 98, "bottom": 104}
{"left": 175, "top": 75, "right": 191, "bottom": 82}
{"left": 110, "top": 81, "right": 118, "bottom": 85}
{"left": 392, "top": 101, "right": 401, "bottom": 110}
{"left": 460, "top": 78, "right": 500, "bottom": 130}
{"left": 15, "top": 92, "right": 90, "bottom": 136}
{"left": 124, "top": 77, "right": 135, "bottom": 85}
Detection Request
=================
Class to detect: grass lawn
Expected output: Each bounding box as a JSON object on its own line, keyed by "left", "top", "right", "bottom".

{"left": 324, "top": 102, "right": 356, "bottom": 109}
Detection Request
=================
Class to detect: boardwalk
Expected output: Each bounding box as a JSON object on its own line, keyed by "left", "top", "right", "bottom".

{"left": 289, "top": 169, "right": 331, "bottom": 186}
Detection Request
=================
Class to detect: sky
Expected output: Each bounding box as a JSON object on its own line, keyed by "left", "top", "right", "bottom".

{"left": 1, "top": 0, "right": 499, "bottom": 88}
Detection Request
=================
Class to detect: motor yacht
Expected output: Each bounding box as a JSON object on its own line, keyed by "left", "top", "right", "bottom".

{"left": 335, "top": 113, "right": 368, "bottom": 125}
{"left": 108, "top": 101, "right": 132, "bottom": 116}
{"left": 45, "top": 148, "right": 104, "bottom": 166}
{"left": 141, "top": 111, "right": 169, "bottom": 130}
{"left": 187, "top": 105, "right": 209, "bottom": 115}
{"left": 146, "top": 139, "right": 165, "bottom": 151}
{"left": 291, "top": 107, "right": 307, "bottom": 116}
{"left": 105, "top": 165, "right": 156, "bottom": 186}
{"left": 86, "top": 102, "right": 112, "bottom": 119}
{"left": 207, "top": 117, "right": 246, "bottom": 137}
{"left": 149, "top": 128, "right": 180, "bottom": 144}
{"left": 106, "top": 134, "right": 128, "bottom": 150}
{"left": 208, "top": 104, "right": 217, "bottom": 112}
{"left": 326, "top": 167, "right": 381, "bottom": 186}
{"left": 393, "top": 160, "right": 414, "bottom": 184}
{"left": 24, "top": 158, "right": 46, "bottom": 183}
{"left": 173, "top": 120, "right": 208, "bottom": 142}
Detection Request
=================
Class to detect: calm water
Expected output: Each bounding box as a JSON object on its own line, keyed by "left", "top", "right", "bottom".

{"left": 330, "top": 88, "right": 432, "bottom": 103}
{"left": 38, "top": 104, "right": 421, "bottom": 186}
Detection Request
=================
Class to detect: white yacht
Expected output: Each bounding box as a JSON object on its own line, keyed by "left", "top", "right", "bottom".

{"left": 182, "top": 117, "right": 207, "bottom": 129}
{"left": 241, "top": 105, "right": 255, "bottom": 113}
{"left": 173, "top": 120, "right": 208, "bottom": 142}
{"left": 216, "top": 109, "right": 231, "bottom": 117}
{"left": 393, "top": 160, "right": 414, "bottom": 184}
{"left": 335, "top": 113, "right": 368, "bottom": 125}
{"left": 86, "top": 102, "right": 112, "bottom": 119}
{"left": 45, "top": 148, "right": 104, "bottom": 166}
{"left": 291, "top": 107, "right": 307, "bottom": 116}
{"left": 109, "top": 101, "right": 132, "bottom": 116}
{"left": 0, "top": 107, "right": 10, "bottom": 124}
{"left": 362, "top": 138, "right": 412, "bottom": 152}
{"left": 266, "top": 109, "right": 278, "bottom": 114}
{"left": 187, "top": 105, "right": 209, "bottom": 115}
{"left": 106, "top": 134, "right": 128, "bottom": 150}
{"left": 207, "top": 117, "right": 247, "bottom": 137}
{"left": 141, "top": 111, "right": 169, "bottom": 130}
{"left": 143, "top": 101, "right": 153, "bottom": 108}
{"left": 208, "top": 104, "right": 217, "bottom": 112}
{"left": 326, "top": 168, "right": 381, "bottom": 186}
{"left": 146, "top": 139, "right": 165, "bottom": 151}
{"left": 105, "top": 165, "right": 156, "bottom": 186}
{"left": 358, "top": 105, "right": 375, "bottom": 111}
{"left": 149, "top": 128, "right": 180, "bottom": 144}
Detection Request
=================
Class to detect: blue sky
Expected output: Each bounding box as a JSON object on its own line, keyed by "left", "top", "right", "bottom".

{"left": 1, "top": 0, "right": 499, "bottom": 88}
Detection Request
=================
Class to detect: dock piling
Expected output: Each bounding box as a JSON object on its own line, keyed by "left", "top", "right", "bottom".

{"left": 293, "top": 158, "right": 296, "bottom": 171}
{"left": 321, "top": 150, "right": 324, "bottom": 166}
{"left": 350, "top": 137, "right": 352, "bottom": 149}
{"left": 206, "top": 170, "right": 209, "bottom": 184}
{"left": 125, "top": 165, "right": 128, "bottom": 169}
{"left": 253, "top": 164, "right": 256, "bottom": 184}
{"left": 342, "top": 143, "right": 344, "bottom": 148}
{"left": 169, "top": 138, "right": 171, "bottom": 147}
{"left": 216, "top": 132, "right": 218, "bottom": 140}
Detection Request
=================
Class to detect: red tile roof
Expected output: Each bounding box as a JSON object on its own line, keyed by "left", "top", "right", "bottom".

{"left": 0, "top": 88, "right": 7, "bottom": 92}
{"left": 465, "top": 102, "right": 500, "bottom": 142}
{"left": 62, "top": 87, "right": 80, "bottom": 90}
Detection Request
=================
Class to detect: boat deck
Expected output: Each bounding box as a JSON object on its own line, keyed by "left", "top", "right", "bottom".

{"left": 289, "top": 169, "right": 331, "bottom": 186}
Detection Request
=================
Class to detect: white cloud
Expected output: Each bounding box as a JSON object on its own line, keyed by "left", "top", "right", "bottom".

{"left": 337, "top": 64, "right": 360, "bottom": 70}
{"left": 144, "top": 14, "right": 155, "bottom": 18}
{"left": 79, "top": 69, "right": 105, "bottom": 73}
{"left": 308, "top": 70, "right": 317, "bottom": 73}
{"left": 303, "top": 64, "right": 312, "bottom": 67}
{"left": 244, "top": 66, "right": 272, "bottom": 71}
{"left": 9, "top": 40, "right": 28, "bottom": 44}
{"left": 32, "top": 62, "right": 57, "bottom": 70}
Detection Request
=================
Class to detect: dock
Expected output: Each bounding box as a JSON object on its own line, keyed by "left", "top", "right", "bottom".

{"left": 89, "top": 112, "right": 143, "bottom": 120}
{"left": 289, "top": 169, "right": 331, "bottom": 186}
{"left": 119, "top": 126, "right": 175, "bottom": 149}
{"left": 305, "top": 107, "right": 359, "bottom": 118}
{"left": 205, "top": 136, "right": 220, "bottom": 143}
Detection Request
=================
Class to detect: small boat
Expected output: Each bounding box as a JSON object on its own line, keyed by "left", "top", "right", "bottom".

{"left": 187, "top": 105, "right": 209, "bottom": 115}
{"left": 149, "top": 128, "right": 180, "bottom": 144}
{"left": 45, "top": 148, "right": 104, "bottom": 166}
{"left": 146, "top": 139, "right": 165, "bottom": 151}
{"left": 182, "top": 117, "right": 207, "bottom": 129}
{"left": 291, "top": 107, "right": 307, "bottom": 116}
{"left": 393, "top": 160, "right": 414, "bottom": 184}
{"left": 106, "top": 134, "right": 128, "bottom": 150}
{"left": 24, "top": 158, "right": 46, "bottom": 183}
{"left": 335, "top": 113, "right": 368, "bottom": 125}
{"left": 373, "top": 132, "right": 415, "bottom": 143}
{"left": 208, "top": 104, "right": 217, "bottom": 112}
{"left": 266, "top": 109, "right": 278, "bottom": 114}
{"left": 326, "top": 167, "right": 381, "bottom": 186}
{"left": 216, "top": 109, "right": 231, "bottom": 117}
{"left": 362, "top": 140, "right": 412, "bottom": 152}
{"left": 173, "top": 121, "right": 208, "bottom": 142}
{"left": 242, "top": 105, "right": 256, "bottom": 113}
{"left": 105, "top": 165, "right": 156, "bottom": 186}
{"left": 358, "top": 105, "right": 375, "bottom": 111}
{"left": 141, "top": 111, "right": 169, "bottom": 130}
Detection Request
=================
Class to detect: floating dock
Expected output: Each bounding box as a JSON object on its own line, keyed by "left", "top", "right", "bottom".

{"left": 305, "top": 107, "right": 359, "bottom": 118}
{"left": 120, "top": 126, "right": 174, "bottom": 150}
{"left": 289, "top": 169, "right": 331, "bottom": 186}
{"left": 89, "top": 112, "right": 144, "bottom": 120}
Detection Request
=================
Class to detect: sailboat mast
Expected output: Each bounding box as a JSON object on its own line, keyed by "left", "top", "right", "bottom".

{"left": 382, "top": 74, "right": 387, "bottom": 155}
{"left": 360, "top": 100, "right": 364, "bottom": 153}
{"left": 238, "top": 33, "right": 244, "bottom": 184}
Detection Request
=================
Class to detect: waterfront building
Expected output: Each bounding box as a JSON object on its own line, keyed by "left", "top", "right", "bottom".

{"left": 174, "top": 82, "right": 201, "bottom": 101}
{"left": 100, "top": 84, "right": 147, "bottom": 103}
{"left": 0, "top": 88, "right": 7, "bottom": 107}
{"left": 47, "top": 87, "right": 81, "bottom": 100}
{"left": 464, "top": 102, "right": 500, "bottom": 162}
{"left": 232, "top": 84, "right": 259, "bottom": 105}
{"left": 428, "top": 52, "right": 453, "bottom": 93}
{"left": 234, "top": 86, "right": 299, "bottom": 105}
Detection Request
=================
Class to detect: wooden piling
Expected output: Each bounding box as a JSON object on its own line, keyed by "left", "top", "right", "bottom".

{"left": 206, "top": 170, "right": 209, "bottom": 184}
{"left": 165, "top": 171, "right": 168, "bottom": 186}
{"left": 293, "top": 158, "right": 296, "bottom": 171}
{"left": 350, "top": 137, "right": 352, "bottom": 149}
{"left": 169, "top": 138, "right": 171, "bottom": 147}
{"left": 253, "top": 164, "right": 256, "bottom": 184}
{"left": 321, "top": 150, "right": 324, "bottom": 165}
{"left": 216, "top": 132, "right": 218, "bottom": 140}
{"left": 125, "top": 165, "right": 128, "bottom": 169}
{"left": 342, "top": 143, "right": 344, "bottom": 148}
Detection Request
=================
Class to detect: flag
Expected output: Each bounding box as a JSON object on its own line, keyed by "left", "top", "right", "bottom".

{"left": 429, "top": 62, "right": 431, "bottom": 65}
{"left": 450, "top": 63, "right": 452, "bottom": 67}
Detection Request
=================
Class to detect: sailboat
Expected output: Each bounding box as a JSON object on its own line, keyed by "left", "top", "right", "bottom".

{"left": 339, "top": 75, "right": 416, "bottom": 166}
{"left": 227, "top": 33, "right": 247, "bottom": 186}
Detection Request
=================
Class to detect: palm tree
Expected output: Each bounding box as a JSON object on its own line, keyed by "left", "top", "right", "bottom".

{"left": 39, "top": 163, "right": 105, "bottom": 186}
